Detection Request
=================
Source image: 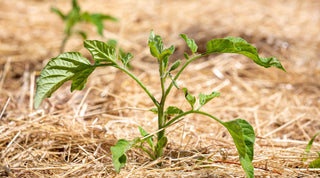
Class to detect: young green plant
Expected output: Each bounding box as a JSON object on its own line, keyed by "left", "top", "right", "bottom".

{"left": 34, "top": 31, "right": 285, "bottom": 177}
{"left": 51, "top": 0, "right": 118, "bottom": 53}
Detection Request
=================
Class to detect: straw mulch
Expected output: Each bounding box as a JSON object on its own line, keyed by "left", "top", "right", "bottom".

{"left": 1, "top": 0, "right": 320, "bottom": 177}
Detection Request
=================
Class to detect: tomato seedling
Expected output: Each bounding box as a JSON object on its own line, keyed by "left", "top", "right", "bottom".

{"left": 51, "top": 0, "right": 118, "bottom": 53}
{"left": 34, "top": 31, "right": 285, "bottom": 177}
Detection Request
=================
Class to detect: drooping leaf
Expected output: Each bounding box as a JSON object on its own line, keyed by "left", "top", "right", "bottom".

{"left": 198, "top": 91, "right": 220, "bottom": 108}
{"left": 165, "top": 106, "right": 183, "bottom": 116}
{"left": 309, "top": 152, "right": 320, "bottom": 168}
{"left": 206, "top": 37, "right": 286, "bottom": 71}
{"left": 111, "top": 138, "right": 140, "bottom": 173}
{"left": 34, "top": 52, "right": 94, "bottom": 108}
{"left": 84, "top": 40, "right": 116, "bottom": 63}
{"left": 82, "top": 12, "right": 118, "bottom": 36}
{"left": 138, "top": 126, "right": 154, "bottom": 150}
{"left": 222, "top": 119, "right": 255, "bottom": 178}
{"left": 50, "top": 7, "right": 66, "bottom": 20}
{"left": 304, "top": 131, "right": 320, "bottom": 161}
{"left": 183, "top": 88, "right": 196, "bottom": 110}
{"left": 180, "top": 34, "right": 198, "bottom": 54}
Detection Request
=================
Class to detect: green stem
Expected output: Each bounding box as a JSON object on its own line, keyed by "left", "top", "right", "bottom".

{"left": 156, "top": 58, "right": 166, "bottom": 157}
{"left": 114, "top": 65, "right": 160, "bottom": 108}
{"left": 163, "top": 54, "right": 206, "bottom": 104}
{"left": 135, "top": 145, "right": 156, "bottom": 160}
{"left": 163, "top": 110, "right": 223, "bottom": 128}
{"left": 60, "top": 35, "right": 70, "bottom": 53}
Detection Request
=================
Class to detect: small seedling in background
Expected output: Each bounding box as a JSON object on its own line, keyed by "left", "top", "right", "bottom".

{"left": 34, "top": 30, "right": 285, "bottom": 177}
{"left": 304, "top": 131, "right": 320, "bottom": 168}
{"left": 51, "top": 0, "right": 118, "bottom": 53}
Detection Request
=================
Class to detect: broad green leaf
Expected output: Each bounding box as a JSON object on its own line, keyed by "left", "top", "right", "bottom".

{"left": 82, "top": 12, "right": 118, "bottom": 36}
{"left": 309, "top": 152, "right": 320, "bottom": 168}
{"left": 223, "top": 119, "right": 255, "bottom": 178}
{"left": 111, "top": 138, "right": 140, "bottom": 173}
{"left": 198, "top": 92, "right": 220, "bottom": 107}
{"left": 168, "top": 60, "right": 181, "bottom": 72}
{"left": 183, "top": 88, "right": 196, "bottom": 110}
{"left": 165, "top": 106, "right": 183, "bottom": 116}
{"left": 50, "top": 7, "right": 66, "bottom": 20}
{"left": 84, "top": 40, "right": 116, "bottom": 63}
{"left": 304, "top": 131, "right": 320, "bottom": 161}
{"left": 34, "top": 52, "right": 94, "bottom": 108}
{"left": 206, "top": 37, "right": 286, "bottom": 71}
{"left": 138, "top": 126, "right": 154, "bottom": 150}
{"left": 180, "top": 34, "right": 198, "bottom": 54}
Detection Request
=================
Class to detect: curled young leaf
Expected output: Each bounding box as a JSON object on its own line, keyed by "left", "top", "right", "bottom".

{"left": 34, "top": 52, "right": 95, "bottom": 108}
{"left": 84, "top": 40, "right": 117, "bottom": 63}
{"left": 169, "top": 60, "right": 181, "bottom": 72}
{"left": 206, "top": 37, "right": 286, "bottom": 71}
{"left": 183, "top": 88, "right": 196, "bottom": 110}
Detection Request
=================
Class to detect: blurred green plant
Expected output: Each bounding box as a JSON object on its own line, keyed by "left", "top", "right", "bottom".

{"left": 51, "top": 0, "right": 117, "bottom": 53}
{"left": 304, "top": 131, "right": 320, "bottom": 168}
{"left": 34, "top": 31, "right": 285, "bottom": 177}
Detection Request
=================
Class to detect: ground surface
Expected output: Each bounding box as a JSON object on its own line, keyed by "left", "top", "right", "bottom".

{"left": 1, "top": 0, "right": 320, "bottom": 177}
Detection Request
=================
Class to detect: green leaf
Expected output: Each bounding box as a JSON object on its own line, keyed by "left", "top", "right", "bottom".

{"left": 198, "top": 91, "right": 220, "bottom": 107}
{"left": 168, "top": 73, "right": 179, "bottom": 89}
{"left": 84, "top": 40, "right": 116, "bottom": 63}
{"left": 138, "top": 126, "right": 154, "bottom": 150}
{"left": 183, "top": 52, "right": 189, "bottom": 60}
{"left": 111, "top": 138, "right": 140, "bottom": 173}
{"left": 168, "top": 60, "right": 181, "bottom": 72}
{"left": 77, "top": 31, "right": 87, "bottom": 39}
{"left": 82, "top": 12, "right": 118, "bottom": 36}
{"left": 148, "top": 30, "right": 163, "bottom": 59}
{"left": 155, "top": 136, "right": 168, "bottom": 157}
{"left": 149, "top": 107, "right": 158, "bottom": 114}
{"left": 304, "top": 131, "right": 320, "bottom": 161}
{"left": 50, "top": 7, "right": 66, "bottom": 20}
{"left": 34, "top": 52, "right": 94, "bottom": 108}
{"left": 107, "top": 39, "right": 118, "bottom": 48}
{"left": 309, "top": 152, "right": 320, "bottom": 168}
{"left": 206, "top": 37, "right": 286, "bottom": 71}
{"left": 222, "top": 119, "right": 255, "bottom": 178}
{"left": 119, "top": 52, "right": 133, "bottom": 68}
{"left": 183, "top": 88, "right": 196, "bottom": 110}
{"left": 180, "top": 34, "right": 198, "bottom": 54}
{"left": 165, "top": 106, "right": 183, "bottom": 116}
